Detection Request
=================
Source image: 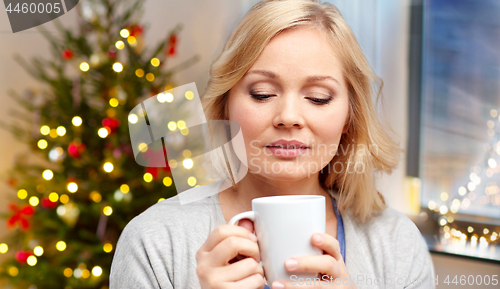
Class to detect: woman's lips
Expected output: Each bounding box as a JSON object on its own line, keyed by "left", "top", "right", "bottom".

{"left": 265, "top": 145, "right": 308, "bottom": 158}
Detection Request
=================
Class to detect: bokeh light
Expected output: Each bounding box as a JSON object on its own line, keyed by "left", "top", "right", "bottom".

{"left": 56, "top": 241, "right": 67, "bottom": 251}
{"left": 103, "top": 206, "right": 113, "bottom": 216}
{"left": 72, "top": 116, "right": 82, "bottom": 126}
{"left": 17, "top": 189, "right": 27, "bottom": 200}
{"left": 80, "top": 62, "right": 90, "bottom": 72}
{"left": 42, "top": 169, "right": 54, "bottom": 180}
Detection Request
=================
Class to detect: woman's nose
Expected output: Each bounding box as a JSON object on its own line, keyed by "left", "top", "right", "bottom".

{"left": 272, "top": 94, "right": 305, "bottom": 129}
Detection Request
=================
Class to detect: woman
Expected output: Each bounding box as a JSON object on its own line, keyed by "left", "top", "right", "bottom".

{"left": 110, "top": 0, "right": 435, "bottom": 288}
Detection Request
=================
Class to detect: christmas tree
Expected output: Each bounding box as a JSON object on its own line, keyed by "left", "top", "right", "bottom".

{"left": 0, "top": 0, "right": 199, "bottom": 287}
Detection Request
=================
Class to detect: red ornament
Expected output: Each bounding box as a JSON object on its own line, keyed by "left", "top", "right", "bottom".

{"left": 102, "top": 118, "right": 121, "bottom": 134}
{"left": 15, "top": 250, "right": 33, "bottom": 263}
{"left": 7, "top": 204, "right": 35, "bottom": 231}
{"left": 7, "top": 178, "right": 17, "bottom": 187}
{"left": 41, "top": 197, "right": 58, "bottom": 209}
{"left": 145, "top": 166, "right": 171, "bottom": 179}
{"left": 169, "top": 34, "right": 177, "bottom": 46}
{"left": 68, "top": 141, "right": 86, "bottom": 158}
{"left": 167, "top": 46, "right": 176, "bottom": 56}
{"left": 108, "top": 49, "right": 117, "bottom": 59}
{"left": 128, "top": 24, "right": 143, "bottom": 37}
{"left": 143, "top": 147, "right": 170, "bottom": 179}
{"left": 166, "top": 34, "right": 177, "bottom": 56}
{"left": 62, "top": 49, "right": 74, "bottom": 60}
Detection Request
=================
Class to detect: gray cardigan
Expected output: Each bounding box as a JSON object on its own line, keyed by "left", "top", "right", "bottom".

{"left": 110, "top": 182, "right": 436, "bottom": 289}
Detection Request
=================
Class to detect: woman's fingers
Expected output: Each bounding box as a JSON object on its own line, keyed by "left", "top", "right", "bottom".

{"left": 311, "top": 233, "right": 342, "bottom": 261}
{"left": 208, "top": 235, "right": 261, "bottom": 266}
{"left": 199, "top": 224, "right": 257, "bottom": 253}
{"left": 196, "top": 224, "right": 263, "bottom": 289}
{"left": 283, "top": 255, "right": 341, "bottom": 277}
{"left": 231, "top": 273, "right": 266, "bottom": 289}
{"left": 236, "top": 218, "right": 255, "bottom": 234}
{"left": 270, "top": 234, "right": 347, "bottom": 289}
{"left": 219, "top": 257, "right": 265, "bottom": 282}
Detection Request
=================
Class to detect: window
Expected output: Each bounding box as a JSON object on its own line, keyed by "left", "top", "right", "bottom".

{"left": 412, "top": 0, "right": 500, "bottom": 262}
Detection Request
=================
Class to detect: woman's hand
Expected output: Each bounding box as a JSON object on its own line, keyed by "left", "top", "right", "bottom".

{"left": 271, "top": 233, "right": 357, "bottom": 289}
{"left": 196, "top": 220, "right": 266, "bottom": 289}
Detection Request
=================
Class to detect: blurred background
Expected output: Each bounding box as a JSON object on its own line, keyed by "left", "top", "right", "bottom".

{"left": 0, "top": 0, "right": 498, "bottom": 288}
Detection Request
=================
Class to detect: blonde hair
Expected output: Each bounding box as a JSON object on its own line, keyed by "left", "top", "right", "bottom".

{"left": 202, "top": 0, "right": 402, "bottom": 224}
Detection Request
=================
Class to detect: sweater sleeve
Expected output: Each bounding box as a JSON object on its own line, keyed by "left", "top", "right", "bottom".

{"left": 395, "top": 220, "right": 436, "bottom": 289}
{"left": 109, "top": 215, "right": 174, "bottom": 289}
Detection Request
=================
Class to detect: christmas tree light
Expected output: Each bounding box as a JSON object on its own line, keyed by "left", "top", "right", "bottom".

{"left": 67, "top": 182, "right": 78, "bottom": 193}
{"left": 79, "top": 62, "right": 90, "bottom": 72}
{"left": 40, "top": 125, "right": 50, "bottom": 135}
{"left": 37, "top": 139, "right": 48, "bottom": 149}
{"left": 72, "top": 116, "right": 82, "bottom": 126}
{"left": 0, "top": 244, "right": 8, "bottom": 254}
{"left": 135, "top": 69, "right": 144, "bottom": 77}
{"left": 151, "top": 58, "right": 160, "bottom": 67}
{"left": 56, "top": 241, "right": 66, "bottom": 251}
{"left": 112, "top": 62, "right": 123, "bottom": 72}
{"left": 127, "top": 36, "right": 137, "bottom": 45}
{"left": 29, "top": 197, "right": 39, "bottom": 207}
{"left": 163, "top": 177, "right": 173, "bottom": 187}
{"left": 103, "top": 206, "right": 113, "bottom": 216}
{"left": 92, "top": 266, "right": 103, "bottom": 277}
{"left": 120, "top": 184, "right": 130, "bottom": 193}
{"left": 115, "top": 40, "right": 125, "bottom": 50}
{"left": 119, "top": 29, "right": 130, "bottom": 38}
{"left": 17, "top": 189, "right": 27, "bottom": 200}
{"left": 48, "top": 192, "right": 58, "bottom": 202}
{"left": 56, "top": 126, "right": 66, "bottom": 136}
{"left": 42, "top": 169, "right": 53, "bottom": 180}
{"left": 103, "top": 243, "right": 113, "bottom": 253}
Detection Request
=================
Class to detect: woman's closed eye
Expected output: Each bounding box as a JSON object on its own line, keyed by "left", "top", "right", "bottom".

{"left": 249, "top": 90, "right": 333, "bottom": 105}
{"left": 249, "top": 90, "right": 276, "bottom": 102}
{"left": 306, "top": 95, "right": 333, "bottom": 105}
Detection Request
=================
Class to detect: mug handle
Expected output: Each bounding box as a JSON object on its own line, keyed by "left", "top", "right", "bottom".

{"left": 228, "top": 211, "right": 264, "bottom": 268}
{"left": 228, "top": 211, "right": 255, "bottom": 225}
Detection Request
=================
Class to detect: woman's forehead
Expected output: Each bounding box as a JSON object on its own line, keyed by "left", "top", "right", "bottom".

{"left": 245, "top": 26, "right": 344, "bottom": 84}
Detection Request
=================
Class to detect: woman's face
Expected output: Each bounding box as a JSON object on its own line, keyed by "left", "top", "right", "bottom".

{"left": 227, "top": 26, "right": 350, "bottom": 181}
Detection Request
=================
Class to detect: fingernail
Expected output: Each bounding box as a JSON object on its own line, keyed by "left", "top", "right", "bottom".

{"left": 313, "top": 234, "right": 323, "bottom": 244}
{"left": 285, "top": 258, "right": 298, "bottom": 270}
{"left": 249, "top": 232, "right": 257, "bottom": 242}
{"left": 272, "top": 281, "right": 285, "bottom": 289}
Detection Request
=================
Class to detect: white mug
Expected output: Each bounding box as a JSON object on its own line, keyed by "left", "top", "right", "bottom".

{"left": 229, "top": 195, "right": 326, "bottom": 285}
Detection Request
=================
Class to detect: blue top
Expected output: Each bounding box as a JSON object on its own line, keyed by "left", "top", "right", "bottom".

{"left": 264, "top": 196, "right": 345, "bottom": 288}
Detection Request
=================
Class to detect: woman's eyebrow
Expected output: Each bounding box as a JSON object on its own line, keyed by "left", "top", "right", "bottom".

{"left": 245, "top": 69, "right": 340, "bottom": 85}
